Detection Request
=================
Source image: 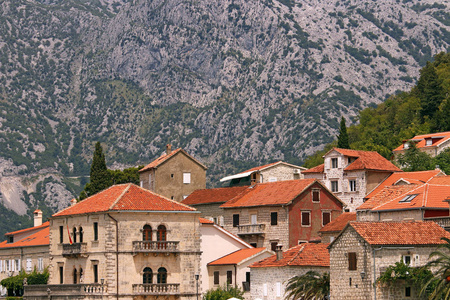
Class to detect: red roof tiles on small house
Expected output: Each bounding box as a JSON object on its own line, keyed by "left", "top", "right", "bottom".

{"left": 199, "top": 218, "right": 214, "bottom": 224}
{"left": 0, "top": 226, "right": 49, "bottom": 249}
{"left": 139, "top": 148, "right": 207, "bottom": 173}
{"left": 208, "top": 248, "right": 267, "bottom": 266}
{"left": 220, "top": 179, "right": 325, "bottom": 208}
{"left": 182, "top": 186, "right": 249, "bottom": 205}
{"left": 5, "top": 221, "right": 50, "bottom": 236}
{"left": 53, "top": 184, "right": 196, "bottom": 217}
{"left": 301, "top": 164, "right": 324, "bottom": 174}
{"left": 393, "top": 131, "right": 450, "bottom": 152}
{"left": 349, "top": 221, "right": 450, "bottom": 245}
{"left": 250, "top": 243, "right": 330, "bottom": 268}
{"left": 319, "top": 212, "right": 356, "bottom": 233}
{"left": 357, "top": 185, "right": 420, "bottom": 210}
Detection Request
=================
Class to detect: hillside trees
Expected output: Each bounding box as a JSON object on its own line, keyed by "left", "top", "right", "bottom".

{"left": 337, "top": 117, "right": 350, "bottom": 149}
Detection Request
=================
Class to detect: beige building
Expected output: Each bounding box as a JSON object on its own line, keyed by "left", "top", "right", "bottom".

{"left": 393, "top": 131, "right": 450, "bottom": 158}
{"left": 220, "top": 161, "right": 305, "bottom": 186}
{"left": 329, "top": 221, "right": 450, "bottom": 300}
{"left": 139, "top": 145, "right": 207, "bottom": 202}
{"left": 302, "top": 148, "right": 401, "bottom": 212}
{"left": 0, "top": 210, "right": 49, "bottom": 297}
{"left": 24, "top": 183, "right": 201, "bottom": 300}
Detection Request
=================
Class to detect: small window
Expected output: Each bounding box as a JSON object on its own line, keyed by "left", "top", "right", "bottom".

{"left": 301, "top": 211, "right": 310, "bottom": 226}
{"left": 171, "top": 174, "right": 174, "bottom": 178}
{"left": 251, "top": 214, "right": 257, "bottom": 225}
{"left": 183, "top": 173, "right": 191, "bottom": 184}
{"left": 233, "top": 214, "right": 240, "bottom": 227}
{"left": 312, "top": 189, "right": 320, "bottom": 202}
{"left": 271, "top": 212, "right": 278, "bottom": 225}
{"left": 322, "top": 211, "right": 331, "bottom": 226}
{"left": 26, "top": 258, "right": 32, "bottom": 272}
{"left": 157, "top": 267, "right": 167, "bottom": 284}
{"left": 8, "top": 236, "right": 13, "bottom": 244}
{"left": 250, "top": 243, "right": 257, "bottom": 248}
{"left": 214, "top": 271, "right": 219, "bottom": 285}
{"left": 93, "top": 264, "right": 98, "bottom": 283}
{"left": 399, "top": 194, "right": 418, "bottom": 203}
{"left": 403, "top": 255, "right": 411, "bottom": 265}
{"left": 271, "top": 242, "right": 278, "bottom": 251}
{"left": 60, "top": 266, "right": 64, "bottom": 284}
{"left": 143, "top": 225, "right": 152, "bottom": 241}
{"left": 426, "top": 139, "right": 432, "bottom": 146}
{"left": 143, "top": 267, "right": 153, "bottom": 284}
{"left": 331, "top": 158, "right": 338, "bottom": 168}
{"left": 93, "top": 222, "right": 98, "bottom": 241}
{"left": 349, "top": 179, "right": 357, "bottom": 192}
{"left": 140, "top": 180, "right": 143, "bottom": 188}
{"left": 348, "top": 252, "right": 357, "bottom": 270}
{"left": 59, "top": 226, "right": 64, "bottom": 244}
{"left": 227, "top": 270, "right": 232, "bottom": 284}
{"left": 405, "top": 286, "right": 411, "bottom": 297}
{"left": 38, "top": 258, "right": 44, "bottom": 272}
{"left": 331, "top": 181, "right": 339, "bottom": 192}
{"left": 79, "top": 227, "right": 83, "bottom": 243}
{"left": 73, "top": 227, "right": 77, "bottom": 243}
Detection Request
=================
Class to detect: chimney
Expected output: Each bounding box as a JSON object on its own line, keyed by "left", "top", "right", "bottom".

{"left": 166, "top": 144, "right": 172, "bottom": 155}
{"left": 275, "top": 244, "right": 283, "bottom": 261}
{"left": 33, "top": 209, "right": 43, "bottom": 227}
{"left": 70, "top": 198, "right": 77, "bottom": 206}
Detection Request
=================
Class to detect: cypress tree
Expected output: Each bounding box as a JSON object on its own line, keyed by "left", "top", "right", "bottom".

{"left": 79, "top": 142, "right": 111, "bottom": 199}
{"left": 337, "top": 117, "right": 350, "bottom": 149}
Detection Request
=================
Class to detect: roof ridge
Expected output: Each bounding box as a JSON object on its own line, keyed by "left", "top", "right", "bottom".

{"left": 135, "top": 184, "right": 196, "bottom": 211}
{"left": 287, "top": 244, "right": 305, "bottom": 266}
{"left": 109, "top": 184, "right": 131, "bottom": 209}
{"left": 423, "top": 183, "right": 429, "bottom": 207}
{"left": 372, "top": 184, "right": 424, "bottom": 210}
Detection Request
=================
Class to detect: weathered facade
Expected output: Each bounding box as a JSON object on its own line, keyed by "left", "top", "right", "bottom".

{"left": 24, "top": 184, "right": 201, "bottom": 300}
{"left": 139, "top": 145, "right": 207, "bottom": 202}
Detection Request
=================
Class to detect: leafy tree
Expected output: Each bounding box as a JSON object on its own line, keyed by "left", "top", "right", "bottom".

{"left": 284, "top": 271, "right": 329, "bottom": 300}
{"left": 203, "top": 285, "right": 244, "bottom": 300}
{"left": 337, "top": 117, "right": 350, "bottom": 149}
{"left": 109, "top": 166, "right": 143, "bottom": 185}
{"left": 435, "top": 148, "right": 450, "bottom": 175}
{"left": 417, "top": 61, "right": 444, "bottom": 121}
{"left": 1, "top": 268, "right": 49, "bottom": 297}
{"left": 421, "top": 237, "right": 450, "bottom": 299}
{"left": 396, "top": 143, "right": 435, "bottom": 172}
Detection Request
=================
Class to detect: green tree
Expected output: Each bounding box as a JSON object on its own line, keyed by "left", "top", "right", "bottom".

{"left": 435, "top": 148, "right": 450, "bottom": 175}
{"left": 203, "top": 285, "right": 244, "bottom": 300}
{"left": 396, "top": 143, "right": 435, "bottom": 172}
{"left": 79, "top": 142, "right": 111, "bottom": 200}
{"left": 421, "top": 237, "right": 450, "bottom": 299}
{"left": 284, "top": 271, "right": 329, "bottom": 300}
{"left": 417, "top": 61, "right": 444, "bottom": 121}
{"left": 337, "top": 117, "right": 350, "bottom": 149}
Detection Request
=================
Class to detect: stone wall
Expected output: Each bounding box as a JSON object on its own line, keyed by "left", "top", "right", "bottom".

{"left": 260, "top": 165, "right": 302, "bottom": 182}
{"left": 192, "top": 203, "right": 225, "bottom": 225}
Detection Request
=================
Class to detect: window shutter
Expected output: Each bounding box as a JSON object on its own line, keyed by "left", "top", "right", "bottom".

{"left": 348, "top": 253, "right": 357, "bottom": 270}
{"left": 0, "top": 260, "right": 3, "bottom": 272}
{"left": 263, "top": 283, "right": 268, "bottom": 296}
{"left": 17, "top": 259, "right": 21, "bottom": 271}
{"left": 183, "top": 173, "right": 191, "bottom": 184}
{"left": 276, "top": 282, "right": 281, "bottom": 297}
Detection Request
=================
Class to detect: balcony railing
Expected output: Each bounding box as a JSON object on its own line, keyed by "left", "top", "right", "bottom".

{"left": 132, "top": 241, "right": 179, "bottom": 253}
{"left": 426, "top": 217, "right": 450, "bottom": 229}
{"left": 24, "top": 283, "right": 106, "bottom": 299}
{"left": 132, "top": 283, "right": 180, "bottom": 295}
{"left": 62, "top": 243, "right": 87, "bottom": 257}
{"left": 237, "top": 224, "right": 265, "bottom": 235}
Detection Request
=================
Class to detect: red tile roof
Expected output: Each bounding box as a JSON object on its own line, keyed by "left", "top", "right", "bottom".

{"left": 199, "top": 218, "right": 214, "bottom": 224}
{"left": 349, "top": 221, "right": 450, "bottom": 245}
{"left": 393, "top": 131, "right": 450, "bottom": 152}
{"left": 365, "top": 170, "right": 442, "bottom": 200}
{"left": 301, "top": 164, "right": 324, "bottom": 174}
{"left": 5, "top": 221, "right": 50, "bottom": 236}
{"left": 221, "top": 179, "right": 332, "bottom": 208}
{"left": 250, "top": 243, "right": 330, "bottom": 268}
{"left": 208, "top": 248, "right": 267, "bottom": 265}
{"left": 0, "top": 226, "right": 49, "bottom": 249}
{"left": 139, "top": 148, "right": 207, "bottom": 172}
{"left": 53, "top": 184, "right": 196, "bottom": 217}
{"left": 182, "top": 186, "right": 249, "bottom": 205}
{"left": 358, "top": 185, "right": 420, "bottom": 210}
{"left": 319, "top": 212, "right": 356, "bottom": 233}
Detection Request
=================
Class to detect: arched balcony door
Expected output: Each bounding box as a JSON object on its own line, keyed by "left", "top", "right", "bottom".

{"left": 157, "top": 267, "right": 167, "bottom": 284}
{"left": 79, "top": 227, "right": 83, "bottom": 243}
{"left": 157, "top": 225, "right": 166, "bottom": 249}
{"left": 73, "top": 268, "right": 77, "bottom": 284}
{"left": 143, "top": 267, "right": 153, "bottom": 284}
{"left": 73, "top": 227, "right": 77, "bottom": 243}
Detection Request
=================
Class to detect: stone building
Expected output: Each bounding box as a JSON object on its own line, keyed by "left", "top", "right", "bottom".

{"left": 139, "top": 144, "right": 207, "bottom": 202}
{"left": 0, "top": 210, "right": 49, "bottom": 296}
{"left": 329, "top": 221, "right": 450, "bottom": 300}
{"left": 302, "top": 148, "right": 401, "bottom": 212}
{"left": 220, "top": 161, "right": 306, "bottom": 187}
{"left": 393, "top": 131, "right": 450, "bottom": 159}
{"left": 220, "top": 179, "right": 344, "bottom": 249}
{"left": 357, "top": 175, "right": 450, "bottom": 221}
{"left": 249, "top": 243, "right": 329, "bottom": 300}
{"left": 318, "top": 212, "right": 356, "bottom": 243}
{"left": 24, "top": 183, "right": 201, "bottom": 300}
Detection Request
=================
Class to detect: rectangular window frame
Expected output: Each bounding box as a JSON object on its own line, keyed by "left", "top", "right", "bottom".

{"left": 270, "top": 212, "right": 278, "bottom": 225}
{"left": 403, "top": 255, "right": 411, "bottom": 265}
{"left": 312, "top": 188, "right": 320, "bottom": 202}
{"left": 59, "top": 266, "right": 64, "bottom": 284}
{"left": 93, "top": 264, "right": 98, "bottom": 283}
{"left": 232, "top": 214, "right": 240, "bottom": 227}
{"left": 59, "top": 226, "right": 64, "bottom": 244}
{"left": 331, "top": 180, "right": 339, "bottom": 192}
{"left": 301, "top": 211, "right": 311, "bottom": 227}
{"left": 349, "top": 179, "right": 357, "bottom": 192}
{"left": 322, "top": 211, "right": 331, "bottom": 226}
{"left": 213, "top": 271, "right": 219, "bottom": 285}
{"left": 38, "top": 258, "right": 44, "bottom": 272}
{"left": 93, "top": 222, "right": 99, "bottom": 241}
{"left": 348, "top": 252, "right": 357, "bottom": 271}
{"left": 183, "top": 172, "right": 191, "bottom": 184}
{"left": 331, "top": 158, "right": 338, "bottom": 168}
{"left": 226, "top": 270, "right": 232, "bottom": 285}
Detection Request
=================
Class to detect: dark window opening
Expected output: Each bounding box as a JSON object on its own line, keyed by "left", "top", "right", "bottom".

{"left": 79, "top": 227, "right": 83, "bottom": 243}
{"left": 250, "top": 243, "right": 257, "bottom": 248}
{"left": 271, "top": 212, "right": 278, "bottom": 225}
{"left": 271, "top": 242, "right": 278, "bottom": 252}
{"left": 405, "top": 286, "right": 411, "bottom": 297}
{"left": 157, "top": 267, "right": 167, "bottom": 284}
{"left": 143, "top": 267, "right": 153, "bottom": 284}
{"left": 59, "top": 226, "right": 64, "bottom": 244}
{"left": 157, "top": 225, "right": 167, "bottom": 241}
{"left": 227, "top": 270, "right": 232, "bottom": 285}
{"left": 301, "top": 212, "right": 310, "bottom": 226}
{"left": 349, "top": 277, "right": 352, "bottom": 286}
{"left": 214, "top": 271, "right": 219, "bottom": 285}
{"left": 93, "top": 264, "right": 98, "bottom": 283}
{"left": 143, "top": 225, "right": 152, "bottom": 241}
{"left": 323, "top": 212, "right": 331, "bottom": 226}
{"left": 73, "top": 227, "right": 77, "bottom": 243}
{"left": 233, "top": 214, "right": 240, "bottom": 227}
{"left": 312, "top": 189, "right": 320, "bottom": 202}
{"left": 73, "top": 269, "right": 77, "bottom": 284}
{"left": 331, "top": 181, "right": 339, "bottom": 192}
{"left": 59, "top": 266, "right": 64, "bottom": 284}
{"left": 8, "top": 236, "right": 13, "bottom": 244}
{"left": 332, "top": 158, "right": 338, "bottom": 168}
{"left": 93, "top": 223, "right": 98, "bottom": 241}
{"left": 348, "top": 252, "right": 357, "bottom": 270}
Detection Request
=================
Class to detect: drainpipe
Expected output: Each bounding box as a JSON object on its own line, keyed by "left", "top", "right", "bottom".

{"left": 107, "top": 214, "right": 119, "bottom": 300}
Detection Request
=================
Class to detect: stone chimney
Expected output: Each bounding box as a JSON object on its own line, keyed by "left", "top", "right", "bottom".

{"left": 70, "top": 198, "right": 77, "bottom": 206}
{"left": 275, "top": 244, "right": 283, "bottom": 261}
{"left": 166, "top": 144, "right": 172, "bottom": 155}
{"left": 33, "top": 209, "right": 43, "bottom": 227}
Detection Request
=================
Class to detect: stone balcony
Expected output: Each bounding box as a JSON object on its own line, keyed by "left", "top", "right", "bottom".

{"left": 62, "top": 243, "right": 88, "bottom": 257}
{"left": 24, "top": 283, "right": 106, "bottom": 300}
{"left": 132, "top": 241, "right": 179, "bottom": 254}
{"left": 132, "top": 283, "right": 180, "bottom": 295}
{"left": 237, "top": 224, "right": 265, "bottom": 235}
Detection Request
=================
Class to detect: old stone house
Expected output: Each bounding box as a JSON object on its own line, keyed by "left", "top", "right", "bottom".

{"left": 220, "top": 179, "right": 344, "bottom": 249}
{"left": 139, "top": 144, "right": 207, "bottom": 202}
{"left": 302, "top": 148, "right": 401, "bottom": 212}
{"left": 329, "top": 221, "right": 450, "bottom": 300}
{"left": 393, "top": 131, "right": 450, "bottom": 159}
{"left": 318, "top": 212, "right": 356, "bottom": 243}
{"left": 0, "top": 210, "right": 49, "bottom": 296}
{"left": 220, "top": 161, "right": 306, "bottom": 186}
{"left": 249, "top": 243, "right": 329, "bottom": 300}
{"left": 357, "top": 175, "right": 450, "bottom": 222}
{"left": 24, "top": 183, "right": 201, "bottom": 300}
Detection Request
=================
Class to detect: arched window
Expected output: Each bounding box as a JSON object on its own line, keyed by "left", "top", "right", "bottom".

{"left": 157, "top": 225, "right": 166, "bottom": 241}
{"left": 79, "top": 227, "right": 83, "bottom": 243}
{"left": 73, "top": 227, "right": 77, "bottom": 243}
{"left": 143, "top": 225, "right": 152, "bottom": 241}
{"left": 143, "top": 267, "right": 153, "bottom": 284}
{"left": 73, "top": 268, "right": 78, "bottom": 284}
{"left": 157, "top": 267, "right": 167, "bottom": 284}
{"left": 80, "top": 268, "right": 84, "bottom": 283}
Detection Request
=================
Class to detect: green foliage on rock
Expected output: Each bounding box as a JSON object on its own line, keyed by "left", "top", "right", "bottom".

{"left": 202, "top": 285, "right": 244, "bottom": 300}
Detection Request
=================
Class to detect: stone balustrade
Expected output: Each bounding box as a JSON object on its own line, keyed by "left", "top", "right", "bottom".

{"left": 62, "top": 243, "right": 87, "bottom": 257}
{"left": 132, "top": 283, "right": 180, "bottom": 295}
{"left": 132, "top": 241, "right": 179, "bottom": 252}
{"left": 237, "top": 224, "right": 265, "bottom": 235}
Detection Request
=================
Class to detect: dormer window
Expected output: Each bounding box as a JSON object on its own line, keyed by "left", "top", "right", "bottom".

{"left": 426, "top": 139, "right": 432, "bottom": 146}
{"left": 331, "top": 158, "right": 338, "bottom": 168}
{"left": 399, "top": 194, "right": 418, "bottom": 203}
{"left": 404, "top": 142, "right": 409, "bottom": 149}
{"left": 8, "top": 236, "right": 13, "bottom": 244}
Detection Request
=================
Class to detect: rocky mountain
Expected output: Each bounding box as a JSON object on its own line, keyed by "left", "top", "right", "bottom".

{"left": 0, "top": 0, "right": 449, "bottom": 234}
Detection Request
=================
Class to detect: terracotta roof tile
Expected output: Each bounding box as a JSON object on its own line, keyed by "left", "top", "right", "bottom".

{"left": 365, "top": 170, "right": 442, "bottom": 200}
{"left": 182, "top": 186, "right": 249, "bottom": 205}
{"left": 350, "top": 221, "right": 450, "bottom": 245}
{"left": 53, "top": 184, "right": 196, "bottom": 217}
{"left": 5, "top": 221, "right": 50, "bottom": 236}
{"left": 0, "top": 226, "right": 49, "bottom": 249}
{"left": 319, "top": 212, "right": 356, "bottom": 233}
{"left": 334, "top": 149, "right": 401, "bottom": 172}
{"left": 250, "top": 243, "right": 330, "bottom": 268}
{"left": 393, "top": 131, "right": 450, "bottom": 152}
{"left": 199, "top": 218, "right": 214, "bottom": 224}
{"left": 357, "top": 185, "right": 420, "bottom": 210}
{"left": 220, "top": 179, "right": 320, "bottom": 208}
{"left": 208, "top": 248, "right": 267, "bottom": 265}
{"left": 301, "top": 164, "right": 324, "bottom": 174}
